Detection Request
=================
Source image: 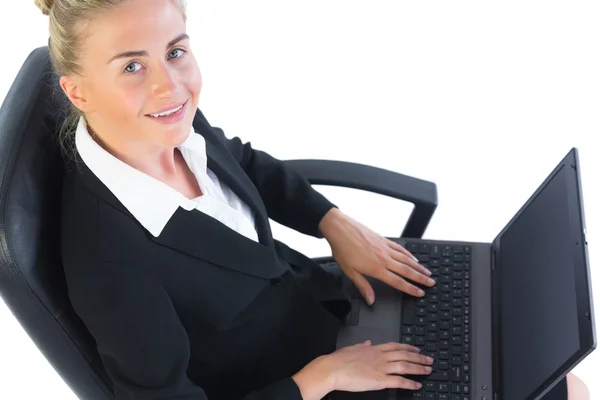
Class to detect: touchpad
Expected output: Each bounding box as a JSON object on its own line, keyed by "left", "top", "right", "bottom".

{"left": 358, "top": 298, "right": 400, "bottom": 329}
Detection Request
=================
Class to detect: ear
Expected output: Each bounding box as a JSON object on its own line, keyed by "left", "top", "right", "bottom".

{"left": 59, "top": 75, "right": 93, "bottom": 113}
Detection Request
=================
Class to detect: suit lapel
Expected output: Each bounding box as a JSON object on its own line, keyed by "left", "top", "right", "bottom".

{"left": 193, "top": 120, "right": 275, "bottom": 249}
{"left": 151, "top": 207, "right": 286, "bottom": 279}
{"left": 73, "top": 152, "right": 287, "bottom": 280}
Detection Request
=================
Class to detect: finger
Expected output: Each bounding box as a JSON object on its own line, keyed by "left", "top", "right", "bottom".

{"left": 386, "top": 361, "right": 433, "bottom": 376}
{"left": 383, "top": 350, "right": 434, "bottom": 365}
{"left": 388, "top": 256, "right": 436, "bottom": 288}
{"left": 380, "top": 269, "right": 426, "bottom": 297}
{"left": 381, "top": 375, "right": 423, "bottom": 391}
{"left": 376, "top": 342, "right": 421, "bottom": 353}
{"left": 387, "top": 240, "right": 420, "bottom": 261}
{"left": 388, "top": 242, "right": 432, "bottom": 277}
{"left": 348, "top": 270, "right": 376, "bottom": 305}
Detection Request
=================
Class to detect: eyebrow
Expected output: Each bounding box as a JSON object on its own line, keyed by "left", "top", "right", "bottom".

{"left": 107, "top": 33, "right": 190, "bottom": 64}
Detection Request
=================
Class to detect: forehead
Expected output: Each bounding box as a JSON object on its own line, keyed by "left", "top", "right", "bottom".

{"left": 82, "top": 0, "right": 186, "bottom": 56}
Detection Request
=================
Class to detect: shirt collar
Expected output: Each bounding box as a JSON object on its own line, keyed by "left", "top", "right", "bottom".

{"left": 75, "top": 116, "right": 208, "bottom": 237}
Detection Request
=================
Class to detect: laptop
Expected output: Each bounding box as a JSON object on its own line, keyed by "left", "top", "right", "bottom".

{"left": 322, "top": 148, "right": 595, "bottom": 400}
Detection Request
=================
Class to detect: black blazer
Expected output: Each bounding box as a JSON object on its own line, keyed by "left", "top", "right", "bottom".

{"left": 60, "top": 109, "right": 352, "bottom": 400}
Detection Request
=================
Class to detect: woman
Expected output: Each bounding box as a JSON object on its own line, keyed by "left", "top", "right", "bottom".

{"left": 37, "top": 0, "right": 589, "bottom": 399}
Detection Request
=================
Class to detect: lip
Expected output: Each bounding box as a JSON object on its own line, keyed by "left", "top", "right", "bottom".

{"left": 146, "top": 100, "right": 187, "bottom": 116}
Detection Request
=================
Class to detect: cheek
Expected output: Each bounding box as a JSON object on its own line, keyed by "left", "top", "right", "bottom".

{"left": 105, "top": 86, "right": 146, "bottom": 121}
{"left": 185, "top": 59, "right": 203, "bottom": 97}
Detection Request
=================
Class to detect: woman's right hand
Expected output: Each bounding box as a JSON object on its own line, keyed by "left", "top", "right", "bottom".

{"left": 323, "top": 340, "right": 433, "bottom": 393}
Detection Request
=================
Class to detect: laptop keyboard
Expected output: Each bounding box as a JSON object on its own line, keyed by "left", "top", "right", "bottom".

{"left": 397, "top": 242, "right": 471, "bottom": 400}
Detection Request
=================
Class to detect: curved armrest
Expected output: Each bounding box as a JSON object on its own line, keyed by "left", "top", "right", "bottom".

{"left": 283, "top": 159, "right": 438, "bottom": 239}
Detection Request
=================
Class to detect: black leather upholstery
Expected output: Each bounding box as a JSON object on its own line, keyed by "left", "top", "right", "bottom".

{"left": 0, "top": 47, "right": 115, "bottom": 399}
{"left": 0, "top": 47, "right": 436, "bottom": 400}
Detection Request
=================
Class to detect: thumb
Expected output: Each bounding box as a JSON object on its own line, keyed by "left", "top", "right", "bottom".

{"left": 351, "top": 272, "right": 375, "bottom": 305}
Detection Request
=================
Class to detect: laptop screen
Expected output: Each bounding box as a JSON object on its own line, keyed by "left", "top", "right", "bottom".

{"left": 494, "top": 165, "right": 580, "bottom": 399}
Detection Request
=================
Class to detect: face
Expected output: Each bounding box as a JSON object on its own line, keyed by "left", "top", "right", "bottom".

{"left": 60, "top": 0, "right": 202, "bottom": 153}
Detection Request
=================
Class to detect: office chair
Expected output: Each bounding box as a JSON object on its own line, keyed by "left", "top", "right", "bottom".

{"left": 0, "top": 47, "right": 437, "bottom": 400}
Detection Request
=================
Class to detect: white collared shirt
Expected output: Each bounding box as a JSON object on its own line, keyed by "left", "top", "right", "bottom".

{"left": 75, "top": 116, "right": 259, "bottom": 241}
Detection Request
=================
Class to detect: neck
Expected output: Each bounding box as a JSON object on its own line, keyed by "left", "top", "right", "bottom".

{"left": 85, "top": 120, "right": 179, "bottom": 181}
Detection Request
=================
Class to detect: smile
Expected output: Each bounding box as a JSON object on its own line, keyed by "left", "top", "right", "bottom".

{"left": 147, "top": 104, "right": 184, "bottom": 118}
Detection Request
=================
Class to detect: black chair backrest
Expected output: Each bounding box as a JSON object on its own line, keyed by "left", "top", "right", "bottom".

{"left": 0, "top": 47, "right": 114, "bottom": 399}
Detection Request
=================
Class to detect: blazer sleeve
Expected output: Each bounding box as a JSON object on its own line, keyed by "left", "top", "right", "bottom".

{"left": 66, "top": 260, "right": 304, "bottom": 400}
{"left": 200, "top": 117, "right": 336, "bottom": 238}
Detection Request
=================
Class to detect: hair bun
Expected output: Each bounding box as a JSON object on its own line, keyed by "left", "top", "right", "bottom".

{"left": 35, "top": 0, "right": 55, "bottom": 16}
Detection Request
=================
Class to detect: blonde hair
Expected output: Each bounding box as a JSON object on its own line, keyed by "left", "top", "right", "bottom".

{"left": 34, "top": 0, "right": 188, "bottom": 155}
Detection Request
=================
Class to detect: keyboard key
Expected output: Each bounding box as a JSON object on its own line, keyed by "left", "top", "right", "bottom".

{"left": 451, "top": 356, "right": 462, "bottom": 366}
{"left": 451, "top": 367, "right": 462, "bottom": 382}
{"left": 425, "top": 394, "right": 435, "bottom": 400}
{"left": 428, "top": 371, "right": 449, "bottom": 381}
{"left": 451, "top": 384, "right": 461, "bottom": 393}
{"left": 453, "top": 254, "right": 463, "bottom": 262}
{"left": 439, "top": 351, "right": 449, "bottom": 360}
{"left": 452, "top": 327, "right": 462, "bottom": 335}
{"left": 453, "top": 246, "right": 464, "bottom": 254}
{"left": 442, "top": 258, "right": 453, "bottom": 266}
{"left": 427, "top": 333, "right": 438, "bottom": 341}
{"left": 438, "top": 395, "right": 449, "bottom": 400}
{"left": 440, "top": 331, "right": 450, "bottom": 340}
{"left": 442, "top": 246, "right": 452, "bottom": 257}
{"left": 440, "top": 321, "right": 451, "bottom": 330}
{"left": 452, "top": 346, "right": 462, "bottom": 356}
{"left": 439, "top": 360, "right": 449, "bottom": 370}
{"left": 417, "top": 298, "right": 427, "bottom": 306}
{"left": 417, "top": 307, "right": 427, "bottom": 316}
{"left": 402, "top": 336, "right": 413, "bottom": 344}
{"left": 415, "top": 337, "right": 425, "bottom": 346}
{"left": 425, "top": 383, "right": 436, "bottom": 392}
{"left": 430, "top": 245, "right": 441, "bottom": 258}
{"left": 416, "top": 327, "right": 426, "bottom": 335}
{"left": 416, "top": 317, "right": 426, "bottom": 326}
{"left": 407, "top": 243, "right": 419, "bottom": 253}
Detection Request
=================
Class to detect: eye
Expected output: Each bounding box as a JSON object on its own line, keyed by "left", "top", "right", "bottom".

{"left": 168, "top": 48, "right": 186, "bottom": 59}
{"left": 124, "top": 62, "right": 142, "bottom": 74}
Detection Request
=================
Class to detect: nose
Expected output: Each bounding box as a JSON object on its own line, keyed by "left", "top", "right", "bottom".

{"left": 151, "top": 62, "right": 178, "bottom": 98}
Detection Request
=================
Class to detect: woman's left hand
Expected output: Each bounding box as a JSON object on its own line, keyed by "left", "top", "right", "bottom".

{"left": 319, "top": 208, "right": 435, "bottom": 305}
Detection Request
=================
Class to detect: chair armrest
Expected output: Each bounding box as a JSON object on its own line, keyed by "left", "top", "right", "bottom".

{"left": 283, "top": 159, "right": 438, "bottom": 239}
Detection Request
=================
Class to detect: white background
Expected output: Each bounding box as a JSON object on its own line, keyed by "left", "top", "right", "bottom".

{"left": 1, "top": 1, "right": 599, "bottom": 398}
